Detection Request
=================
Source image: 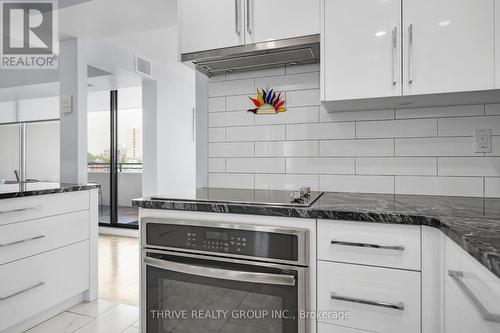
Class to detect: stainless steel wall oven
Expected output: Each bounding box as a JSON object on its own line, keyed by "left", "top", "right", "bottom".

{"left": 141, "top": 218, "right": 309, "bottom": 333}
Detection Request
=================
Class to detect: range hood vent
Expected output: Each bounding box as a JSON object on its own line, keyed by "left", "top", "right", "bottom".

{"left": 181, "top": 34, "right": 319, "bottom": 77}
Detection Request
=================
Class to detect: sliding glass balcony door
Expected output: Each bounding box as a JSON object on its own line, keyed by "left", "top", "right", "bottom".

{"left": 88, "top": 87, "right": 143, "bottom": 229}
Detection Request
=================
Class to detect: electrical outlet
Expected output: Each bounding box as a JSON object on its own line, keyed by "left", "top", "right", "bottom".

{"left": 474, "top": 129, "right": 492, "bottom": 153}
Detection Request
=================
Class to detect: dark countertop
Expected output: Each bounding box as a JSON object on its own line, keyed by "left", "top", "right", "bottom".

{"left": 0, "top": 182, "right": 100, "bottom": 199}
{"left": 133, "top": 190, "right": 500, "bottom": 279}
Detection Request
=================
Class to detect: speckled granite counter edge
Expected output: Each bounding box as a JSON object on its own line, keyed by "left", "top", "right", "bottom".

{"left": 132, "top": 198, "right": 500, "bottom": 279}
{"left": 0, "top": 183, "right": 101, "bottom": 200}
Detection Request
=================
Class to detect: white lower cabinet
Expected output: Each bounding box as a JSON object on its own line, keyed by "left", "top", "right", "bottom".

{"left": 318, "top": 322, "right": 368, "bottom": 333}
{"left": 444, "top": 237, "right": 500, "bottom": 333}
{"left": 317, "top": 261, "right": 421, "bottom": 333}
{"left": 0, "top": 241, "right": 90, "bottom": 331}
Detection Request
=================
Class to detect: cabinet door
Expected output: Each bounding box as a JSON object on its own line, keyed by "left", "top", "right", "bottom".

{"left": 179, "top": 0, "right": 245, "bottom": 54}
{"left": 403, "top": 0, "right": 494, "bottom": 95}
{"left": 496, "top": 1, "right": 500, "bottom": 88}
{"left": 245, "top": 0, "right": 319, "bottom": 44}
{"left": 322, "top": 0, "right": 401, "bottom": 102}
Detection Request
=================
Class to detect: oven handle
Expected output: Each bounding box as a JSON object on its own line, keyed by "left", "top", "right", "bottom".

{"left": 144, "top": 256, "right": 296, "bottom": 286}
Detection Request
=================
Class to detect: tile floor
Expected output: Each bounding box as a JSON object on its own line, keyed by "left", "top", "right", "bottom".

{"left": 24, "top": 299, "right": 139, "bottom": 333}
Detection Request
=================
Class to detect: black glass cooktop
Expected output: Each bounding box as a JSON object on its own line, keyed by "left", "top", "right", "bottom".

{"left": 151, "top": 188, "right": 323, "bottom": 207}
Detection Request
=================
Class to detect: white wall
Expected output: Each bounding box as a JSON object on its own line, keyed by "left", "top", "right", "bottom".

{"left": 204, "top": 64, "right": 500, "bottom": 198}
{"left": 0, "top": 124, "right": 19, "bottom": 181}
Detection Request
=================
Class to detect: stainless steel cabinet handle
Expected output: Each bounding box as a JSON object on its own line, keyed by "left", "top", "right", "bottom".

{"left": 0, "top": 234, "right": 45, "bottom": 248}
{"left": 246, "top": 0, "right": 252, "bottom": 34}
{"left": 331, "top": 240, "right": 405, "bottom": 251}
{"left": 235, "top": 0, "right": 241, "bottom": 36}
{"left": 448, "top": 270, "right": 500, "bottom": 323}
{"left": 0, "top": 282, "right": 45, "bottom": 301}
{"left": 392, "top": 26, "right": 398, "bottom": 85}
{"left": 408, "top": 24, "right": 414, "bottom": 84}
{"left": 144, "top": 256, "right": 295, "bottom": 286}
{"left": 0, "top": 205, "right": 42, "bottom": 215}
{"left": 331, "top": 292, "right": 405, "bottom": 310}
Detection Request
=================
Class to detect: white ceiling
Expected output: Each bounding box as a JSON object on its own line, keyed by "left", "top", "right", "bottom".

{"left": 59, "top": 0, "right": 177, "bottom": 40}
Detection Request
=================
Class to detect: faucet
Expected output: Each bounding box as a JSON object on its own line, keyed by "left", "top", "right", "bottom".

{"left": 14, "top": 170, "right": 19, "bottom": 181}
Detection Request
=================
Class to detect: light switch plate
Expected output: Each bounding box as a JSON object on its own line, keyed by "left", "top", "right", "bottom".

{"left": 474, "top": 129, "right": 492, "bottom": 153}
{"left": 60, "top": 94, "right": 72, "bottom": 114}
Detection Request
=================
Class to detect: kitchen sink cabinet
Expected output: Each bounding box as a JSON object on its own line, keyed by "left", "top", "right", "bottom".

{"left": 178, "top": 0, "right": 319, "bottom": 54}
{"left": 321, "top": 0, "right": 497, "bottom": 111}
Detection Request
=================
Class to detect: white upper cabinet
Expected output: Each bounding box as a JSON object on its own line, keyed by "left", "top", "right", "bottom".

{"left": 496, "top": 0, "right": 500, "bottom": 88}
{"left": 179, "top": 0, "right": 319, "bottom": 54}
{"left": 322, "top": 0, "right": 401, "bottom": 102}
{"left": 403, "top": 0, "right": 495, "bottom": 96}
{"left": 245, "top": 0, "right": 320, "bottom": 44}
{"left": 179, "top": 0, "right": 245, "bottom": 54}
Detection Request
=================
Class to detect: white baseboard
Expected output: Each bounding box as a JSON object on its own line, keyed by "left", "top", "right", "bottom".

{"left": 99, "top": 226, "right": 139, "bottom": 238}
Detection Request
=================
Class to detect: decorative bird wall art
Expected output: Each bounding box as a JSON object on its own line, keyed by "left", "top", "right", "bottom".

{"left": 248, "top": 88, "right": 286, "bottom": 114}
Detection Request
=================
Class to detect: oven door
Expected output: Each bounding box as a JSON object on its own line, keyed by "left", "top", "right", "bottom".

{"left": 142, "top": 250, "right": 307, "bottom": 333}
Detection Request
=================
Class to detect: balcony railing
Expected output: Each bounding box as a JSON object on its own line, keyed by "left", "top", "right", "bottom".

{"left": 87, "top": 162, "right": 143, "bottom": 172}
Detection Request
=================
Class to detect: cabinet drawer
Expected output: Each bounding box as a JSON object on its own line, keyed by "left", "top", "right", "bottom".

{"left": 0, "top": 210, "right": 89, "bottom": 265}
{"left": 318, "top": 220, "right": 421, "bottom": 270}
{"left": 0, "top": 191, "right": 89, "bottom": 226}
{"left": 0, "top": 241, "right": 89, "bottom": 331}
{"left": 317, "top": 261, "right": 421, "bottom": 333}
{"left": 444, "top": 237, "right": 500, "bottom": 332}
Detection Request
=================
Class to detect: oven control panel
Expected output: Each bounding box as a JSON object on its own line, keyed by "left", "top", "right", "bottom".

{"left": 146, "top": 223, "right": 301, "bottom": 262}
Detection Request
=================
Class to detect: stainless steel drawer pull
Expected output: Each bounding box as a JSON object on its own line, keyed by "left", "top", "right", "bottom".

{"left": 144, "top": 257, "right": 296, "bottom": 286}
{"left": 234, "top": 0, "right": 240, "bottom": 36}
{"left": 0, "top": 235, "right": 45, "bottom": 248}
{"left": 448, "top": 270, "right": 500, "bottom": 323}
{"left": 331, "top": 240, "right": 405, "bottom": 251}
{"left": 331, "top": 292, "right": 405, "bottom": 310}
{"left": 0, "top": 205, "right": 42, "bottom": 215}
{"left": 408, "top": 23, "right": 414, "bottom": 84}
{"left": 0, "top": 282, "right": 45, "bottom": 301}
{"left": 246, "top": 0, "right": 252, "bottom": 34}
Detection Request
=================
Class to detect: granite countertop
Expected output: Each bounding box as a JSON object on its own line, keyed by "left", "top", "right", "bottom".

{"left": 0, "top": 182, "right": 100, "bottom": 199}
{"left": 133, "top": 189, "right": 500, "bottom": 279}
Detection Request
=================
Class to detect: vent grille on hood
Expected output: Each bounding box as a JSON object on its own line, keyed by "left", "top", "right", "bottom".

{"left": 181, "top": 34, "right": 319, "bottom": 77}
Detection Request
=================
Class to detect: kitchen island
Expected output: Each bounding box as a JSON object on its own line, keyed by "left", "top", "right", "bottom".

{"left": 0, "top": 182, "right": 99, "bottom": 333}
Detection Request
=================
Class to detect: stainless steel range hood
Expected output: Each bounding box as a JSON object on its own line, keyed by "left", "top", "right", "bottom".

{"left": 181, "top": 34, "right": 320, "bottom": 77}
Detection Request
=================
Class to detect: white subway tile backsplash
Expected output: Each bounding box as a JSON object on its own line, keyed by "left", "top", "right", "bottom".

{"left": 226, "top": 67, "right": 285, "bottom": 80}
{"left": 209, "top": 79, "right": 254, "bottom": 97}
{"left": 209, "top": 173, "right": 254, "bottom": 188}
{"left": 438, "top": 116, "right": 500, "bottom": 136}
{"left": 396, "top": 105, "right": 484, "bottom": 119}
{"left": 320, "top": 175, "right": 395, "bottom": 194}
{"left": 208, "top": 158, "right": 225, "bottom": 172}
{"left": 226, "top": 94, "right": 254, "bottom": 111}
{"left": 485, "top": 178, "right": 500, "bottom": 197}
{"left": 255, "top": 174, "right": 319, "bottom": 190}
{"left": 209, "top": 111, "right": 254, "bottom": 127}
{"left": 485, "top": 104, "right": 500, "bottom": 115}
{"left": 226, "top": 125, "right": 285, "bottom": 142}
{"left": 395, "top": 176, "right": 484, "bottom": 197}
{"left": 286, "top": 158, "right": 354, "bottom": 174}
{"left": 202, "top": 64, "right": 499, "bottom": 198}
{"left": 255, "top": 106, "right": 319, "bottom": 125}
{"left": 320, "top": 139, "right": 394, "bottom": 157}
{"left": 395, "top": 137, "right": 479, "bottom": 156}
{"left": 226, "top": 158, "right": 285, "bottom": 173}
{"left": 320, "top": 108, "right": 394, "bottom": 122}
{"left": 438, "top": 157, "right": 500, "bottom": 177}
{"left": 286, "top": 89, "right": 321, "bottom": 107}
{"left": 209, "top": 142, "right": 254, "bottom": 157}
{"left": 356, "top": 119, "right": 437, "bottom": 138}
{"left": 208, "top": 97, "right": 225, "bottom": 112}
{"left": 208, "top": 128, "right": 225, "bottom": 142}
{"left": 255, "top": 141, "right": 318, "bottom": 157}
{"left": 255, "top": 72, "right": 319, "bottom": 92}
{"left": 286, "top": 122, "right": 355, "bottom": 140}
{"left": 357, "top": 157, "right": 437, "bottom": 176}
